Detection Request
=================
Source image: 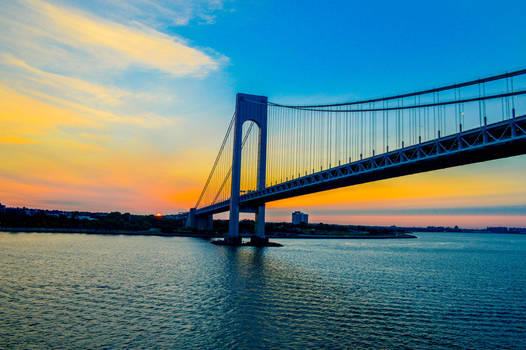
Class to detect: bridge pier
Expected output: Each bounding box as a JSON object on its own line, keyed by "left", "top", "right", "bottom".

{"left": 251, "top": 204, "right": 268, "bottom": 245}
{"left": 185, "top": 208, "right": 196, "bottom": 228}
{"left": 185, "top": 208, "right": 213, "bottom": 231}
{"left": 196, "top": 214, "right": 213, "bottom": 231}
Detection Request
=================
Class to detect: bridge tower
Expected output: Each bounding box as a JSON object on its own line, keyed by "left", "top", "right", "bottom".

{"left": 227, "top": 93, "right": 268, "bottom": 245}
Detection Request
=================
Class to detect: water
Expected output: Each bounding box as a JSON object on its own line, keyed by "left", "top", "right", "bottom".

{"left": 1, "top": 232, "right": 525, "bottom": 349}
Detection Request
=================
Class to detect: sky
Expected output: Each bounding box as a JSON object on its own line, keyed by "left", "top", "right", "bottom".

{"left": 1, "top": 0, "right": 526, "bottom": 228}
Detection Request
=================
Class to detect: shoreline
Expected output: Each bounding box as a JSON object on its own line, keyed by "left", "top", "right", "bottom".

{"left": 0, "top": 227, "right": 220, "bottom": 238}
{"left": 0, "top": 227, "right": 415, "bottom": 239}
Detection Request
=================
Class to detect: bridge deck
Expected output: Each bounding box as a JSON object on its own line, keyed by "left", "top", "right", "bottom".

{"left": 196, "top": 115, "right": 526, "bottom": 216}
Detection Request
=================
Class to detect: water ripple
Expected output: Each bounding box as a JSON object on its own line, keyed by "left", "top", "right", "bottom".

{"left": 1, "top": 232, "right": 526, "bottom": 349}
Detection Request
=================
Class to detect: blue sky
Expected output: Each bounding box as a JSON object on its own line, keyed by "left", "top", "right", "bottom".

{"left": 172, "top": 0, "right": 526, "bottom": 101}
{"left": 1, "top": 0, "right": 526, "bottom": 226}
{"left": 63, "top": 0, "right": 526, "bottom": 103}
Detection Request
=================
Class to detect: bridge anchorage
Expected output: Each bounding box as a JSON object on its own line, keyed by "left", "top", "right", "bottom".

{"left": 187, "top": 69, "right": 526, "bottom": 246}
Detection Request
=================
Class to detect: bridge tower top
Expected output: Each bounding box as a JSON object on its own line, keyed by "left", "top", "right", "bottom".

{"left": 235, "top": 93, "right": 268, "bottom": 127}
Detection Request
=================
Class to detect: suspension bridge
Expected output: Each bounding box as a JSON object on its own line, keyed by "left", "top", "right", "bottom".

{"left": 185, "top": 69, "right": 526, "bottom": 245}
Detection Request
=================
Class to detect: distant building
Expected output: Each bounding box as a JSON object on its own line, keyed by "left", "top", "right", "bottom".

{"left": 77, "top": 215, "right": 96, "bottom": 221}
{"left": 23, "top": 208, "right": 41, "bottom": 216}
{"left": 292, "top": 211, "right": 308, "bottom": 225}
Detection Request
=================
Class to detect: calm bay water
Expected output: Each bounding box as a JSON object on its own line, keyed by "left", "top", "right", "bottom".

{"left": 1, "top": 232, "right": 526, "bottom": 349}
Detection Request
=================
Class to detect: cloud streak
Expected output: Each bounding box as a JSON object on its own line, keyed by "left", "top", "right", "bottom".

{"left": 268, "top": 205, "right": 526, "bottom": 217}
{"left": 1, "top": 54, "right": 126, "bottom": 105}
{"left": 96, "top": 0, "right": 227, "bottom": 26}
{"left": 17, "top": 86, "right": 173, "bottom": 127}
{"left": 17, "top": 0, "right": 221, "bottom": 77}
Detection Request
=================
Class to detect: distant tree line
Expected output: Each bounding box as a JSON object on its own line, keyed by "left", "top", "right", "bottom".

{"left": 0, "top": 208, "right": 185, "bottom": 232}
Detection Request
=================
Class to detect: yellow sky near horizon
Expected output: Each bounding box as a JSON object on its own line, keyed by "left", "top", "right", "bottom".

{"left": 1, "top": 78, "right": 526, "bottom": 223}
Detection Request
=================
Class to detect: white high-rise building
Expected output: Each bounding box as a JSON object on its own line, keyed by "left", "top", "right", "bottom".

{"left": 292, "top": 211, "right": 308, "bottom": 225}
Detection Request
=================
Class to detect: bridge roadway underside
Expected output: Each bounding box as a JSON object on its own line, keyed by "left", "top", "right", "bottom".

{"left": 196, "top": 115, "right": 526, "bottom": 216}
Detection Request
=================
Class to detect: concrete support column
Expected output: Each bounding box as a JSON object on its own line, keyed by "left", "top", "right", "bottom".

{"left": 186, "top": 208, "right": 212, "bottom": 231}
{"left": 255, "top": 205, "right": 265, "bottom": 237}
{"left": 253, "top": 118, "right": 268, "bottom": 243}
{"left": 227, "top": 109, "right": 243, "bottom": 244}
{"left": 185, "top": 208, "right": 196, "bottom": 229}
{"left": 196, "top": 214, "right": 213, "bottom": 231}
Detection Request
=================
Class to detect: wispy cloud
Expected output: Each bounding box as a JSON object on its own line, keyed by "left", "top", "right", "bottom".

{"left": 92, "top": 0, "right": 228, "bottom": 26}
{"left": 18, "top": 86, "right": 174, "bottom": 128}
{"left": 268, "top": 206, "right": 526, "bottom": 217}
{"left": 1, "top": 54, "right": 126, "bottom": 105}
{"left": 8, "top": 0, "right": 222, "bottom": 77}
